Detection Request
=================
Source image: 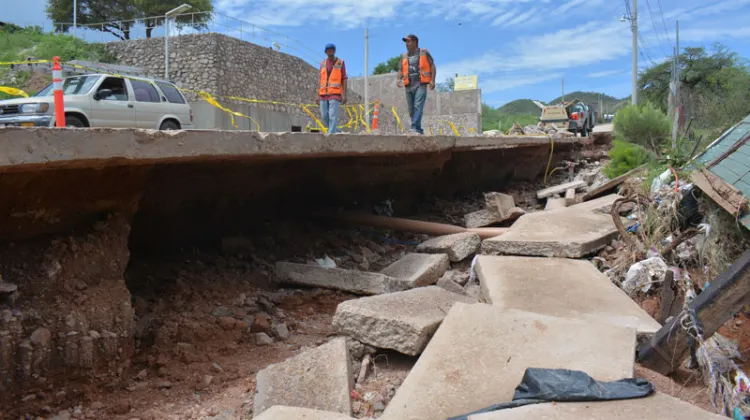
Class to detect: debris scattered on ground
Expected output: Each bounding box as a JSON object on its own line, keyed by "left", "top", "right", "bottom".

{"left": 464, "top": 192, "right": 525, "bottom": 228}
{"left": 536, "top": 180, "right": 587, "bottom": 200}
{"left": 416, "top": 232, "right": 481, "bottom": 262}
{"left": 332, "top": 286, "right": 474, "bottom": 356}
{"left": 622, "top": 257, "right": 669, "bottom": 294}
{"left": 379, "top": 253, "right": 450, "bottom": 288}
{"left": 254, "top": 338, "right": 353, "bottom": 417}
{"left": 275, "top": 262, "right": 410, "bottom": 295}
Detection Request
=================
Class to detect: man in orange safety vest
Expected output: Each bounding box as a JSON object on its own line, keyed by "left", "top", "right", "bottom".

{"left": 316, "top": 43, "right": 348, "bottom": 134}
{"left": 397, "top": 34, "right": 435, "bottom": 135}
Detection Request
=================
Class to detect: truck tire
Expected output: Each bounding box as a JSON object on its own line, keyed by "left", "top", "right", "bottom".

{"left": 159, "top": 120, "right": 180, "bottom": 130}
{"left": 65, "top": 115, "right": 86, "bottom": 127}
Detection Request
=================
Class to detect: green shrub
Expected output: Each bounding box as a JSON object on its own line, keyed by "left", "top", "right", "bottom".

{"left": 603, "top": 140, "right": 655, "bottom": 178}
{"left": 613, "top": 103, "right": 672, "bottom": 153}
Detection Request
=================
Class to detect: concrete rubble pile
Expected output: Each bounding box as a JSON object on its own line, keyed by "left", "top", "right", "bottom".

{"left": 482, "top": 123, "right": 576, "bottom": 137}
{"left": 258, "top": 163, "right": 725, "bottom": 420}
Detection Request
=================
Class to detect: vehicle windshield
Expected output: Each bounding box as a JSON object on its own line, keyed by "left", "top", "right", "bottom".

{"left": 34, "top": 75, "right": 101, "bottom": 97}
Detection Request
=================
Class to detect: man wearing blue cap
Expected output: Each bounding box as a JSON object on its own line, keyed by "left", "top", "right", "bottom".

{"left": 316, "top": 43, "right": 348, "bottom": 134}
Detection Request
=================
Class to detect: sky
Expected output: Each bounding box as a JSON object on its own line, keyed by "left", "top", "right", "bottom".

{"left": 4, "top": 0, "right": 750, "bottom": 107}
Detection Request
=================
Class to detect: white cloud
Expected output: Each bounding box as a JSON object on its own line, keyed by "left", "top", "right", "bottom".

{"left": 441, "top": 20, "right": 631, "bottom": 78}
{"left": 215, "top": 0, "right": 574, "bottom": 28}
{"left": 588, "top": 69, "right": 625, "bottom": 78}
{"left": 665, "top": 0, "right": 750, "bottom": 20}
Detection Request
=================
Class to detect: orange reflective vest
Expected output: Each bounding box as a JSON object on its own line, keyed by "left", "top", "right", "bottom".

{"left": 319, "top": 58, "right": 344, "bottom": 96}
{"left": 401, "top": 49, "right": 432, "bottom": 86}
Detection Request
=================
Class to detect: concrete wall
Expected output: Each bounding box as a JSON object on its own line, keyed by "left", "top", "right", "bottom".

{"left": 348, "top": 73, "right": 482, "bottom": 135}
{"left": 107, "top": 33, "right": 369, "bottom": 132}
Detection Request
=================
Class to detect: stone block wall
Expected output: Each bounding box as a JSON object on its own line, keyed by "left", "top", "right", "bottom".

{"left": 349, "top": 73, "right": 482, "bottom": 136}
{"left": 106, "top": 33, "right": 371, "bottom": 132}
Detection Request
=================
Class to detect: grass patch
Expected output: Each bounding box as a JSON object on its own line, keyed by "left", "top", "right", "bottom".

{"left": 0, "top": 26, "right": 116, "bottom": 100}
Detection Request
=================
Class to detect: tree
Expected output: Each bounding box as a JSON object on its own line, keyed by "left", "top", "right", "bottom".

{"left": 435, "top": 76, "right": 454, "bottom": 92}
{"left": 136, "top": 0, "right": 213, "bottom": 38}
{"left": 47, "top": 0, "right": 139, "bottom": 40}
{"left": 638, "top": 44, "right": 750, "bottom": 134}
{"left": 638, "top": 45, "right": 739, "bottom": 112}
{"left": 46, "top": 0, "right": 213, "bottom": 40}
{"left": 373, "top": 55, "right": 401, "bottom": 75}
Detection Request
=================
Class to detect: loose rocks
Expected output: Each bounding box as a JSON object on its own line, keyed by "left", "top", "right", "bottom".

{"left": 276, "top": 262, "right": 411, "bottom": 295}
{"left": 254, "top": 338, "right": 352, "bottom": 416}
{"left": 416, "top": 233, "right": 480, "bottom": 262}
{"left": 332, "top": 286, "right": 474, "bottom": 356}
{"left": 379, "top": 253, "right": 450, "bottom": 288}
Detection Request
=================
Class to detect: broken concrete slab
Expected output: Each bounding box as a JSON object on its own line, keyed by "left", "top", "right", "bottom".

{"left": 416, "top": 232, "right": 481, "bottom": 262}
{"left": 564, "top": 188, "right": 576, "bottom": 205}
{"left": 481, "top": 209, "right": 621, "bottom": 258}
{"left": 544, "top": 197, "right": 567, "bottom": 210}
{"left": 383, "top": 303, "right": 636, "bottom": 420}
{"left": 475, "top": 255, "right": 661, "bottom": 334}
{"left": 254, "top": 406, "right": 354, "bottom": 420}
{"left": 436, "top": 273, "right": 467, "bottom": 296}
{"left": 467, "top": 392, "right": 726, "bottom": 420}
{"left": 254, "top": 337, "right": 352, "bottom": 417}
{"left": 332, "top": 286, "right": 474, "bottom": 356}
{"left": 564, "top": 193, "right": 624, "bottom": 214}
{"left": 536, "top": 180, "right": 587, "bottom": 199}
{"left": 464, "top": 207, "right": 526, "bottom": 229}
{"left": 464, "top": 209, "right": 499, "bottom": 229}
{"left": 275, "top": 262, "right": 410, "bottom": 295}
{"left": 380, "top": 253, "right": 450, "bottom": 288}
{"left": 484, "top": 193, "right": 515, "bottom": 220}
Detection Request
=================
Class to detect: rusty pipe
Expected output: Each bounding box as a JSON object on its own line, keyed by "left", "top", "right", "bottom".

{"left": 322, "top": 211, "right": 508, "bottom": 239}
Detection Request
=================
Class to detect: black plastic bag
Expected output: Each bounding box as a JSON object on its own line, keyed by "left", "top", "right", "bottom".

{"left": 448, "top": 368, "right": 655, "bottom": 420}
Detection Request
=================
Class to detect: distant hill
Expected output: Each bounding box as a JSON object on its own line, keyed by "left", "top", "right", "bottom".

{"left": 546, "top": 91, "right": 628, "bottom": 113}
{"left": 497, "top": 99, "right": 542, "bottom": 115}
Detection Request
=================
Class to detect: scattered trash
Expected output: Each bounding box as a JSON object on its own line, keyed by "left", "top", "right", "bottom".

{"left": 469, "top": 255, "right": 479, "bottom": 284}
{"left": 622, "top": 257, "right": 669, "bottom": 294}
{"left": 650, "top": 169, "right": 673, "bottom": 195}
{"left": 448, "top": 368, "right": 654, "bottom": 420}
{"left": 315, "top": 255, "right": 337, "bottom": 269}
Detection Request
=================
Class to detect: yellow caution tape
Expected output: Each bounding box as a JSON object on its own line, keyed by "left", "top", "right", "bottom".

{"left": 300, "top": 104, "right": 327, "bottom": 133}
{"left": 0, "top": 86, "right": 28, "bottom": 97}
{"left": 0, "top": 60, "right": 50, "bottom": 66}
{"left": 198, "top": 91, "right": 261, "bottom": 131}
{"left": 358, "top": 104, "right": 370, "bottom": 133}
{"left": 391, "top": 107, "right": 405, "bottom": 132}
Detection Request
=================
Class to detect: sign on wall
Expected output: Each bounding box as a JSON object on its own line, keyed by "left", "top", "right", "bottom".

{"left": 454, "top": 75, "right": 478, "bottom": 91}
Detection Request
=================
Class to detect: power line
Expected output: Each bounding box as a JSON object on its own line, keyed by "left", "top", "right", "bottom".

{"left": 644, "top": 0, "right": 670, "bottom": 56}
{"left": 655, "top": 0, "right": 674, "bottom": 46}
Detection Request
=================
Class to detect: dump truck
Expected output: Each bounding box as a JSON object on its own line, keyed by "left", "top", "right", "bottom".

{"left": 534, "top": 99, "right": 596, "bottom": 136}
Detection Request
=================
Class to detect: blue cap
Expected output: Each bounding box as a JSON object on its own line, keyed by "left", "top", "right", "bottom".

{"left": 325, "top": 43, "right": 336, "bottom": 51}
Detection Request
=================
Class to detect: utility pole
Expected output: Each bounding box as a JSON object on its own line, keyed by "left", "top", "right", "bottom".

{"left": 561, "top": 78, "right": 565, "bottom": 103}
{"left": 671, "top": 20, "right": 680, "bottom": 149}
{"left": 675, "top": 20, "right": 680, "bottom": 116}
{"left": 364, "top": 27, "right": 370, "bottom": 130}
{"left": 631, "top": 0, "right": 638, "bottom": 105}
{"left": 73, "top": 0, "right": 77, "bottom": 38}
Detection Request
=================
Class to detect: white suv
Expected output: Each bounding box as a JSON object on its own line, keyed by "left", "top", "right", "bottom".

{"left": 0, "top": 74, "right": 194, "bottom": 130}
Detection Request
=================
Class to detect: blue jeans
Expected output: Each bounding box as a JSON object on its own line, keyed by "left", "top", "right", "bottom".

{"left": 320, "top": 99, "right": 341, "bottom": 134}
{"left": 405, "top": 84, "right": 427, "bottom": 134}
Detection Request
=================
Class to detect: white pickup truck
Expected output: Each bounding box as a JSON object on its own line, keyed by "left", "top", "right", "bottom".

{"left": 0, "top": 73, "right": 194, "bottom": 130}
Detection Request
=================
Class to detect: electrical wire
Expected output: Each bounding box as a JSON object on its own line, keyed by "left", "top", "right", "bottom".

{"left": 645, "top": 0, "right": 671, "bottom": 56}
{"left": 655, "top": 0, "right": 674, "bottom": 45}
